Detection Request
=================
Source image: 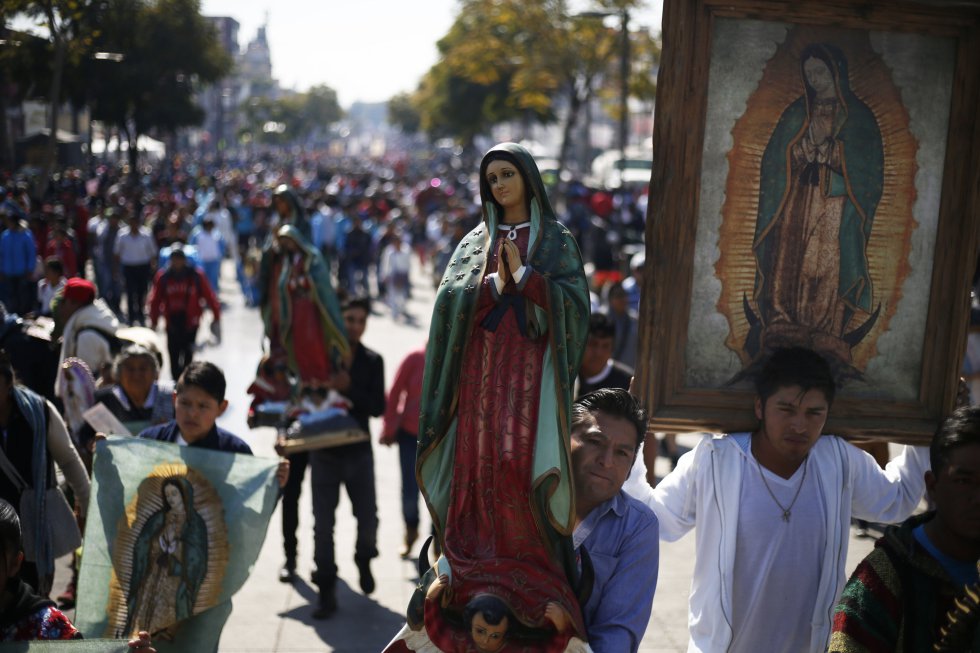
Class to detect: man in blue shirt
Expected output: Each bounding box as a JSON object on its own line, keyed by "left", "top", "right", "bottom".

{"left": 571, "top": 388, "right": 659, "bottom": 652}
{"left": 1, "top": 211, "right": 38, "bottom": 316}
{"left": 383, "top": 387, "right": 657, "bottom": 652}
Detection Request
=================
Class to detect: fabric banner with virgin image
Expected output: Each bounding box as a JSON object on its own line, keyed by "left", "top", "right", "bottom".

{"left": 74, "top": 436, "right": 279, "bottom": 653}
{"left": 0, "top": 642, "right": 131, "bottom": 652}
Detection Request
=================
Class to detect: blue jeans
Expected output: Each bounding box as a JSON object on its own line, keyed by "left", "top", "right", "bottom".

{"left": 397, "top": 429, "right": 420, "bottom": 529}
{"left": 201, "top": 260, "right": 221, "bottom": 296}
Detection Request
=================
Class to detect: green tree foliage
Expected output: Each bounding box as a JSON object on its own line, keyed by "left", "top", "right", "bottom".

{"left": 411, "top": 0, "right": 565, "bottom": 146}
{"left": 240, "top": 86, "right": 343, "bottom": 145}
{"left": 403, "top": 0, "right": 659, "bottom": 167}
{"left": 4, "top": 0, "right": 231, "bottom": 180}
{"left": 387, "top": 92, "right": 421, "bottom": 135}
{"left": 300, "top": 84, "right": 343, "bottom": 137}
{"left": 87, "top": 0, "right": 231, "bottom": 174}
{"left": 3, "top": 0, "right": 107, "bottom": 185}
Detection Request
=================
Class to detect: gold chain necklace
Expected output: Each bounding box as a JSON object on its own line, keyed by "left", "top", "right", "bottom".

{"left": 755, "top": 455, "right": 808, "bottom": 522}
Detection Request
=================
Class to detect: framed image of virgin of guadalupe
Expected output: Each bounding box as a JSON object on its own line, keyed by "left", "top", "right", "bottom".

{"left": 636, "top": 0, "right": 980, "bottom": 443}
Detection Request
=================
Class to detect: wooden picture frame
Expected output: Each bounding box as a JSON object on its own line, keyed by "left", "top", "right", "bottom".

{"left": 637, "top": 0, "right": 980, "bottom": 442}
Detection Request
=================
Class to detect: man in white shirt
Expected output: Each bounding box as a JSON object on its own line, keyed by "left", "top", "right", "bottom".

{"left": 113, "top": 214, "right": 157, "bottom": 326}
{"left": 190, "top": 217, "right": 224, "bottom": 296}
{"left": 627, "top": 347, "right": 930, "bottom": 652}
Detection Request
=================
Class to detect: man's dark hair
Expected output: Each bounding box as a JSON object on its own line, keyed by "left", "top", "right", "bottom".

{"left": 176, "top": 360, "right": 226, "bottom": 402}
{"left": 931, "top": 405, "right": 980, "bottom": 474}
{"left": 464, "top": 594, "right": 512, "bottom": 630}
{"left": 588, "top": 312, "right": 615, "bottom": 340}
{"left": 342, "top": 295, "right": 371, "bottom": 314}
{"left": 43, "top": 256, "right": 64, "bottom": 275}
{"left": 754, "top": 347, "right": 836, "bottom": 408}
{"left": 0, "top": 499, "right": 22, "bottom": 558}
{"left": 572, "top": 388, "right": 647, "bottom": 449}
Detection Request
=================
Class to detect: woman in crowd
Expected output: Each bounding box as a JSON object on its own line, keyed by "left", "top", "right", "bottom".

{"left": 0, "top": 499, "right": 155, "bottom": 648}
{"left": 76, "top": 344, "right": 174, "bottom": 466}
{"left": 0, "top": 350, "right": 89, "bottom": 595}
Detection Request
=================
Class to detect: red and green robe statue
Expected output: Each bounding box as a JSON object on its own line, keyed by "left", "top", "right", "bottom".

{"left": 406, "top": 143, "right": 591, "bottom": 652}
{"left": 258, "top": 185, "right": 314, "bottom": 364}
{"left": 275, "top": 224, "right": 348, "bottom": 385}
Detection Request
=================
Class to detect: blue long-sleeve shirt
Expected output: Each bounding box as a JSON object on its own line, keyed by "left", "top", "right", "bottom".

{"left": 0, "top": 228, "right": 36, "bottom": 276}
{"left": 574, "top": 490, "right": 659, "bottom": 653}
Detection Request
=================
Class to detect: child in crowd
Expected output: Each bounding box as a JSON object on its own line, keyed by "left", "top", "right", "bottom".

{"left": 0, "top": 499, "right": 154, "bottom": 649}
{"left": 36, "top": 256, "right": 65, "bottom": 317}
{"left": 137, "top": 360, "right": 289, "bottom": 486}
{"left": 246, "top": 355, "right": 293, "bottom": 429}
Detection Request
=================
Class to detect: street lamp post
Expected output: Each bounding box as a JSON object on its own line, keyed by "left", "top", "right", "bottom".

{"left": 618, "top": 8, "right": 630, "bottom": 175}
{"left": 576, "top": 9, "right": 630, "bottom": 180}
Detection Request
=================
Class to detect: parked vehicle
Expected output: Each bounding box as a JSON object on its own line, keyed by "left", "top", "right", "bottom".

{"left": 587, "top": 148, "right": 653, "bottom": 189}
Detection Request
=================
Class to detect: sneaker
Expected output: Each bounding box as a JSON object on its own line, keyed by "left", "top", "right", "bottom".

{"left": 279, "top": 561, "right": 296, "bottom": 583}
{"left": 356, "top": 557, "right": 375, "bottom": 595}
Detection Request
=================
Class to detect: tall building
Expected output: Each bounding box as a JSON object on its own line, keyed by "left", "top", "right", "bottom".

{"left": 195, "top": 14, "right": 282, "bottom": 153}
{"left": 238, "top": 21, "right": 279, "bottom": 101}
{"left": 200, "top": 16, "right": 240, "bottom": 152}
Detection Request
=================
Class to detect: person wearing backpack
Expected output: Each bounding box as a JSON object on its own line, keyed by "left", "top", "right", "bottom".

{"left": 147, "top": 244, "right": 220, "bottom": 381}
{"left": 53, "top": 278, "right": 120, "bottom": 393}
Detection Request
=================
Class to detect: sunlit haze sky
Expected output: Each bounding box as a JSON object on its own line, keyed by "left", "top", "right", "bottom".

{"left": 200, "top": 0, "right": 664, "bottom": 108}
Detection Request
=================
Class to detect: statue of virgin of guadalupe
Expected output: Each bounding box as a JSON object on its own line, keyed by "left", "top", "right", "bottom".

{"left": 274, "top": 224, "right": 349, "bottom": 386}
{"left": 413, "top": 142, "right": 592, "bottom": 652}
{"left": 258, "top": 185, "right": 313, "bottom": 360}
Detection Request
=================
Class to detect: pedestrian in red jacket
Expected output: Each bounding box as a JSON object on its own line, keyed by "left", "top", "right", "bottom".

{"left": 380, "top": 343, "right": 426, "bottom": 558}
{"left": 45, "top": 226, "right": 78, "bottom": 278}
{"left": 147, "top": 244, "right": 220, "bottom": 380}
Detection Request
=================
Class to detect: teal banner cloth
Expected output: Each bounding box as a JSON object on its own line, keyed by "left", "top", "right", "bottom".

{"left": 74, "top": 437, "right": 279, "bottom": 652}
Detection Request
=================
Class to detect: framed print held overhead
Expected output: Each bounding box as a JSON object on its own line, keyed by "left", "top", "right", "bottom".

{"left": 637, "top": 0, "right": 980, "bottom": 442}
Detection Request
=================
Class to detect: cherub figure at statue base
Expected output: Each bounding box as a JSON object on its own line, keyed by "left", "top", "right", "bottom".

{"left": 383, "top": 570, "right": 591, "bottom": 653}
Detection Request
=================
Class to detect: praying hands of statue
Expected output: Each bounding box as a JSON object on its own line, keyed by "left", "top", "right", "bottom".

{"left": 497, "top": 239, "right": 522, "bottom": 287}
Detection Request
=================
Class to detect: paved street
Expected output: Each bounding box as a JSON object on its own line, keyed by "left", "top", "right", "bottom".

{"left": 162, "top": 260, "right": 877, "bottom": 652}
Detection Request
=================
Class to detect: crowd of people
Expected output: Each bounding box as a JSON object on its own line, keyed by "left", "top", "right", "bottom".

{"left": 0, "top": 143, "right": 975, "bottom": 653}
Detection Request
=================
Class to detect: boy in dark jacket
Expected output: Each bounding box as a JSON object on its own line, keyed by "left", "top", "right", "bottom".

{"left": 830, "top": 405, "right": 980, "bottom": 652}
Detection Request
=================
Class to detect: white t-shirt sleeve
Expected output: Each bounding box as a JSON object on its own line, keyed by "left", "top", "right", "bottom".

{"left": 632, "top": 438, "right": 705, "bottom": 541}
{"left": 849, "top": 442, "right": 929, "bottom": 523}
